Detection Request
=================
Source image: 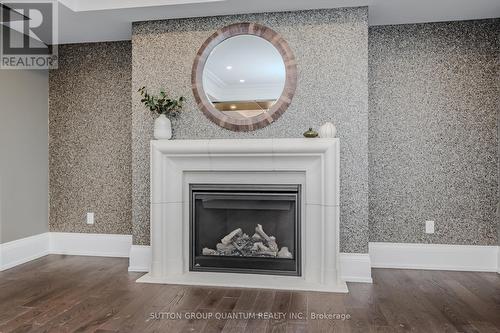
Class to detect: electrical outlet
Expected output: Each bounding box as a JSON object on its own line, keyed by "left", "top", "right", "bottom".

{"left": 425, "top": 220, "right": 434, "bottom": 234}
{"left": 86, "top": 212, "right": 95, "bottom": 225}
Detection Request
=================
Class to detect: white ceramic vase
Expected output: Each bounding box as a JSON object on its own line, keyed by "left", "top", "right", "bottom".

{"left": 318, "top": 122, "right": 337, "bottom": 138}
{"left": 154, "top": 114, "right": 172, "bottom": 140}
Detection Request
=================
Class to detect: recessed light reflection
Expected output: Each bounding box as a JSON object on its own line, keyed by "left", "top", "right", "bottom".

{"left": 230, "top": 105, "right": 237, "bottom": 110}
{"left": 239, "top": 79, "right": 245, "bottom": 83}
{"left": 226, "top": 65, "right": 232, "bottom": 70}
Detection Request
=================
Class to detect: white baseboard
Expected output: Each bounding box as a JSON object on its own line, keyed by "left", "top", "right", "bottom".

{"left": 0, "top": 233, "right": 50, "bottom": 271}
{"left": 0, "top": 232, "right": 133, "bottom": 271}
{"left": 128, "top": 245, "right": 152, "bottom": 272}
{"left": 498, "top": 246, "right": 500, "bottom": 274}
{"left": 49, "top": 232, "right": 132, "bottom": 258}
{"left": 370, "top": 242, "right": 499, "bottom": 272}
{"left": 340, "top": 253, "right": 373, "bottom": 283}
{"left": 3, "top": 234, "right": 499, "bottom": 277}
{"left": 129, "top": 247, "right": 374, "bottom": 283}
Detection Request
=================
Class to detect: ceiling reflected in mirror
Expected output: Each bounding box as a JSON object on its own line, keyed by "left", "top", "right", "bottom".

{"left": 202, "top": 35, "right": 286, "bottom": 119}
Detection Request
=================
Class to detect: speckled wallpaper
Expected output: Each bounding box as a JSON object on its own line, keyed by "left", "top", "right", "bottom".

{"left": 49, "top": 42, "right": 132, "bottom": 235}
{"left": 369, "top": 20, "right": 499, "bottom": 245}
{"left": 132, "top": 8, "right": 370, "bottom": 252}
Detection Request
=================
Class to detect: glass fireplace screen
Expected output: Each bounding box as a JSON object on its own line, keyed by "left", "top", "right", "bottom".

{"left": 189, "top": 184, "right": 301, "bottom": 276}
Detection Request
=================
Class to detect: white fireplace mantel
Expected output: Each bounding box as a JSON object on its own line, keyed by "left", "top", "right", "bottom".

{"left": 137, "top": 138, "right": 347, "bottom": 292}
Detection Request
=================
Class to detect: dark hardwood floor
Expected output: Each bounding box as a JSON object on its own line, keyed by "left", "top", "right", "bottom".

{"left": 0, "top": 255, "right": 499, "bottom": 333}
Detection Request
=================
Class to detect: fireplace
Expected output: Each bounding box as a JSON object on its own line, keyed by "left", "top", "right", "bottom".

{"left": 139, "top": 138, "right": 348, "bottom": 292}
{"left": 190, "top": 184, "right": 301, "bottom": 276}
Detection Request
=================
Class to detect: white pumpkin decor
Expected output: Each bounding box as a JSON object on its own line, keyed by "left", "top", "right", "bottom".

{"left": 318, "top": 122, "right": 337, "bottom": 138}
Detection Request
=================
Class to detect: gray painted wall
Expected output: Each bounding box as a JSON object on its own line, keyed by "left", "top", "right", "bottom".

{"left": 48, "top": 42, "right": 132, "bottom": 235}
{"left": 132, "top": 8, "right": 370, "bottom": 252}
{"left": 369, "top": 19, "right": 499, "bottom": 245}
{"left": 0, "top": 69, "right": 49, "bottom": 243}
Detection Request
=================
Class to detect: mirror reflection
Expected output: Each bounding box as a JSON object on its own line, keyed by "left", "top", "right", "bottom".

{"left": 202, "top": 35, "right": 286, "bottom": 119}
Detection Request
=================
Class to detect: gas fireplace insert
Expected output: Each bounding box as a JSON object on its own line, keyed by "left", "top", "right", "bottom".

{"left": 189, "top": 184, "right": 301, "bottom": 276}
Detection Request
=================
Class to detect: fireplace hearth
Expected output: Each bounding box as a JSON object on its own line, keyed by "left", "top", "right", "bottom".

{"left": 190, "top": 184, "right": 301, "bottom": 276}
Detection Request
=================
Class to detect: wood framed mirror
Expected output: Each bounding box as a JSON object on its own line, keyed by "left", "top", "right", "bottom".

{"left": 192, "top": 23, "right": 297, "bottom": 132}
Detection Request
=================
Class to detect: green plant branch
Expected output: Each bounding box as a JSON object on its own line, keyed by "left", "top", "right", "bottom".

{"left": 138, "top": 86, "right": 186, "bottom": 118}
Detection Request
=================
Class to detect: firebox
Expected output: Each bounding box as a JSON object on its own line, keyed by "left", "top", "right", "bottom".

{"left": 189, "top": 184, "right": 301, "bottom": 276}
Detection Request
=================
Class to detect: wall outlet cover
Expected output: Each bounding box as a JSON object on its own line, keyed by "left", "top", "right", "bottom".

{"left": 425, "top": 220, "right": 434, "bottom": 234}
{"left": 86, "top": 212, "right": 95, "bottom": 225}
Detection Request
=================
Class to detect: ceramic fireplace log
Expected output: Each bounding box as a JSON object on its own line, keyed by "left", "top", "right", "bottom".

{"left": 221, "top": 228, "right": 243, "bottom": 245}
{"left": 255, "top": 224, "right": 271, "bottom": 242}
{"left": 251, "top": 242, "right": 271, "bottom": 252}
{"left": 255, "top": 224, "right": 279, "bottom": 251}
{"left": 231, "top": 240, "right": 246, "bottom": 254}
{"left": 251, "top": 233, "right": 262, "bottom": 241}
{"left": 216, "top": 243, "right": 236, "bottom": 254}
{"left": 277, "top": 247, "right": 293, "bottom": 259}
{"left": 251, "top": 242, "right": 279, "bottom": 257}
{"left": 201, "top": 224, "right": 294, "bottom": 259}
{"left": 259, "top": 251, "right": 278, "bottom": 257}
{"left": 202, "top": 248, "right": 217, "bottom": 255}
{"left": 268, "top": 236, "right": 279, "bottom": 252}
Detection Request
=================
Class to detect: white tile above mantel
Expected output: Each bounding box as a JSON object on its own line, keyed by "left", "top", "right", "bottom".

{"left": 137, "top": 138, "right": 350, "bottom": 292}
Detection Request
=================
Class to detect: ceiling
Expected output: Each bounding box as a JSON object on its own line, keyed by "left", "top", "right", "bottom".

{"left": 204, "top": 35, "right": 285, "bottom": 86}
{"left": 10, "top": 0, "right": 500, "bottom": 44}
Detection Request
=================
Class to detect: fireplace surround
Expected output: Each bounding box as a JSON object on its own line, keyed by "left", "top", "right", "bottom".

{"left": 137, "top": 138, "right": 347, "bottom": 292}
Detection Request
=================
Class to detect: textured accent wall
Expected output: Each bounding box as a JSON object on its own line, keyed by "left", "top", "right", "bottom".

{"left": 369, "top": 20, "right": 499, "bottom": 245}
{"left": 49, "top": 42, "right": 132, "bottom": 235}
{"left": 132, "top": 8, "right": 369, "bottom": 252}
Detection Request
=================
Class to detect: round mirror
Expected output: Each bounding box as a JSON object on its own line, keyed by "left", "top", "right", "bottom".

{"left": 203, "top": 35, "right": 286, "bottom": 120}
{"left": 192, "top": 23, "right": 297, "bottom": 131}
